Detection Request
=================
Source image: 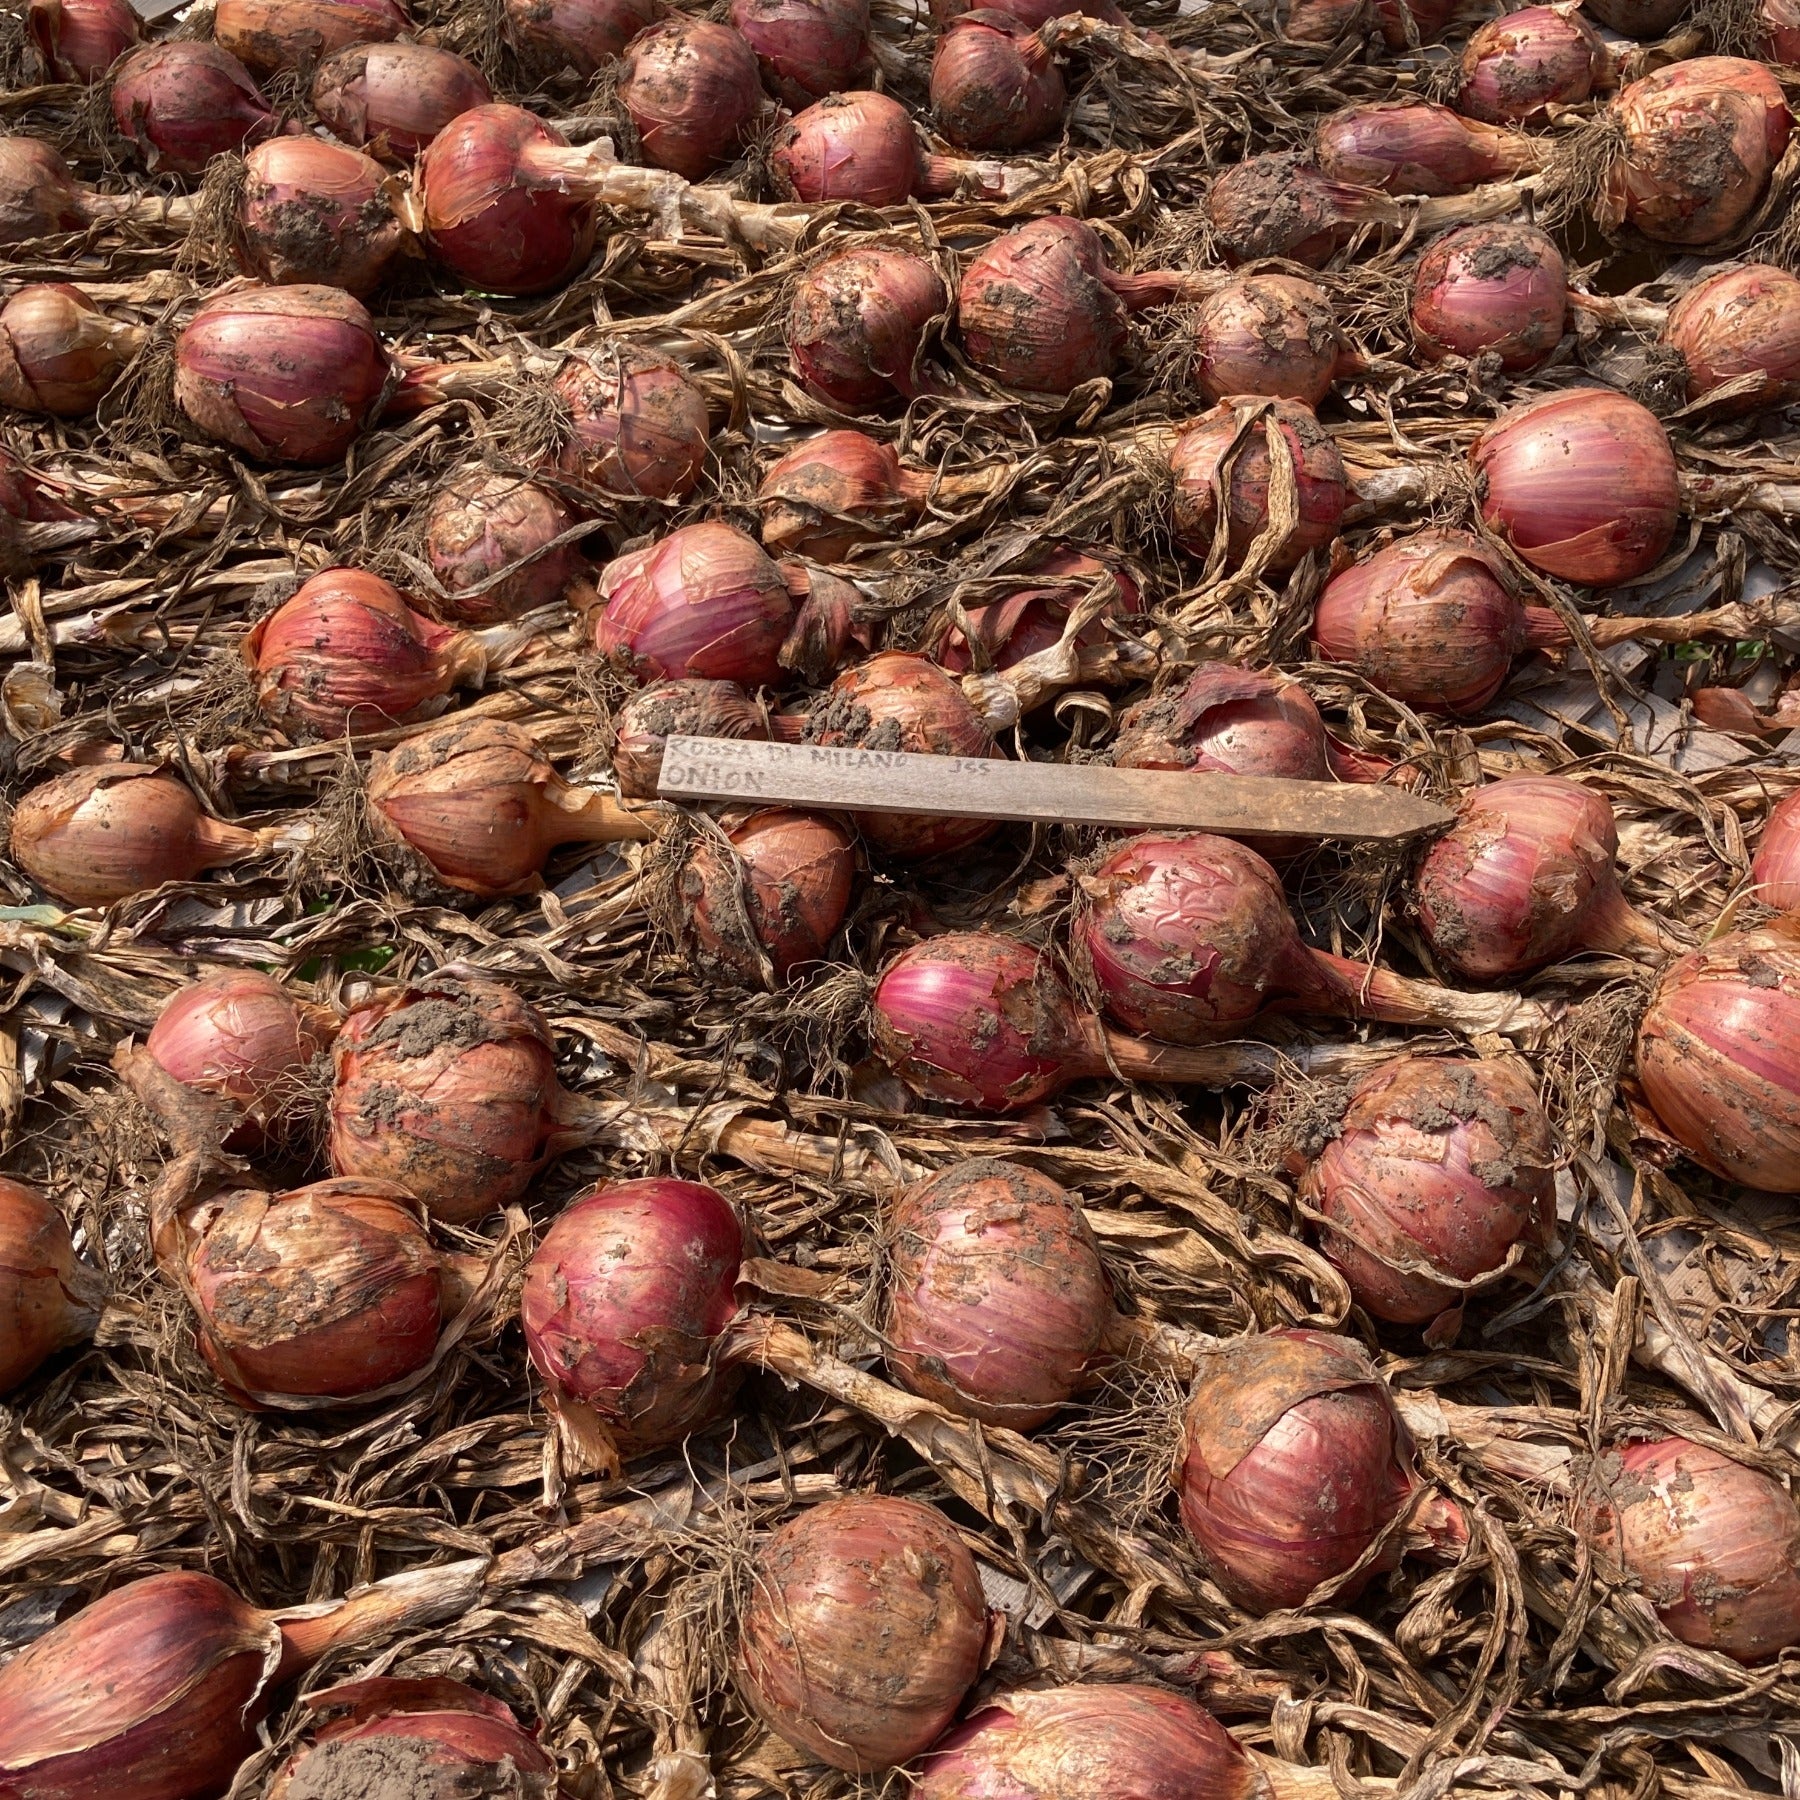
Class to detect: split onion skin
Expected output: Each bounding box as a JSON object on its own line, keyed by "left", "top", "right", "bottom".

{"left": 730, "top": 0, "right": 870, "bottom": 105}
{"left": 884, "top": 1157, "right": 1112, "bottom": 1426}
{"left": 423, "top": 467, "right": 585, "bottom": 625}
{"left": 0, "top": 1178, "right": 101, "bottom": 1393}
{"left": 552, "top": 350, "right": 710, "bottom": 502}
{"left": 310, "top": 42, "right": 493, "bottom": 160}
{"left": 0, "top": 283, "right": 143, "bottom": 418}
{"left": 1752, "top": 789, "right": 1800, "bottom": 911}
{"left": 737, "top": 1494, "right": 992, "bottom": 1771}
{"left": 757, "top": 428, "right": 920, "bottom": 561}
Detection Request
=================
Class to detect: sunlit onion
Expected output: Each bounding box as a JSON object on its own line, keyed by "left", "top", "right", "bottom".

{"left": 0, "top": 137, "right": 90, "bottom": 244}
{"left": 773, "top": 91, "right": 973, "bottom": 204}
{"left": 1316, "top": 100, "right": 1538, "bottom": 195}
{"left": 613, "top": 678, "right": 769, "bottom": 798}
{"left": 233, "top": 136, "right": 407, "bottom": 296}
{"left": 933, "top": 543, "right": 1143, "bottom": 676}
{"left": 1412, "top": 221, "right": 1566, "bottom": 370}
{"left": 110, "top": 41, "right": 275, "bottom": 174}
{"left": 310, "top": 41, "right": 492, "bottom": 160}
{"left": 789, "top": 245, "right": 948, "bottom": 409}
{"left": 505, "top": 0, "right": 660, "bottom": 73}
{"left": 1663, "top": 262, "right": 1800, "bottom": 413}
{"left": 0, "top": 283, "right": 143, "bottom": 417}
{"left": 619, "top": 17, "right": 762, "bottom": 179}
{"left": 27, "top": 0, "right": 141, "bottom": 81}
{"left": 213, "top": 0, "right": 409, "bottom": 76}
{"left": 1192, "top": 274, "right": 1342, "bottom": 406}
{"left": 757, "top": 429, "right": 925, "bottom": 560}
{"left": 1754, "top": 790, "right": 1800, "bottom": 912}
{"left": 1457, "top": 6, "right": 1607, "bottom": 125}
{"left": 930, "top": 11, "right": 1065, "bottom": 152}
{"left": 424, "top": 467, "right": 586, "bottom": 625}
{"left": 0, "top": 1178, "right": 102, "bottom": 1392}
{"left": 731, "top": 0, "right": 868, "bottom": 103}
{"left": 1113, "top": 664, "right": 1331, "bottom": 783}
{"left": 552, "top": 350, "right": 710, "bottom": 501}
{"left": 1208, "top": 152, "right": 1392, "bottom": 266}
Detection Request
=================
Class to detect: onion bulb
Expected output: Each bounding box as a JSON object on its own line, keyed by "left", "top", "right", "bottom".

{"left": 1302, "top": 1055, "right": 1554, "bottom": 1329}
{"left": 424, "top": 467, "right": 585, "bottom": 625}
{"left": 0, "top": 283, "right": 143, "bottom": 417}
{"left": 174, "top": 283, "right": 388, "bottom": 467}
{"left": 233, "top": 136, "right": 407, "bottom": 297}
{"left": 730, "top": 0, "right": 869, "bottom": 104}
{"left": 1663, "top": 262, "right": 1800, "bottom": 414}
{"left": 26, "top": 0, "right": 142, "bottom": 80}
{"left": 774, "top": 91, "right": 976, "bottom": 204}
{"left": 1590, "top": 1437, "right": 1800, "bottom": 1661}
{"left": 618, "top": 18, "right": 762, "bottom": 180}
{"left": 310, "top": 42, "right": 492, "bottom": 159}
{"left": 737, "top": 1495, "right": 991, "bottom": 1772}
{"left": 930, "top": 12, "right": 1065, "bottom": 152}
{"left": 1208, "top": 152, "right": 1392, "bottom": 267}
{"left": 884, "top": 1157, "right": 1110, "bottom": 1426}
{"left": 0, "top": 137, "right": 90, "bottom": 244}
{"left": 521, "top": 1176, "right": 743, "bottom": 1459}
{"left": 789, "top": 245, "right": 948, "bottom": 409}
{"left": 1457, "top": 6, "right": 1607, "bottom": 124}
{"left": 1416, "top": 774, "right": 1670, "bottom": 979}
{"left": 613, "top": 677, "right": 769, "bottom": 799}
{"left": 329, "top": 974, "right": 589, "bottom": 1222}
{"left": 0, "top": 1179, "right": 102, "bottom": 1392}
{"left": 1471, "top": 387, "right": 1679, "bottom": 585}
{"left": 1316, "top": 100, "right": 1538, "bottom": 196}
{"left": 1177, "top": 1329, "right": 1413, "bottom": 1611}
{"left": 1192, "top": 274, "right": 1342, "bottom": 406}
{"left": 109, "top": 41, "right": 275, "bottom": 174}
{"left": 1113, "top": 664, "right": 1331, "bottom": 782}
{"left": 1412, "top": 221, "right": 1566, "bottom": 370}
{"left": 213, "top": 0, "right": 410, "bottom": 76}
{"left": 1754, "top": 790, "right": 1800, "bottom": 912}
{"left": 505, "top": 0, "right": 660, "bottom": 73}
{"left": 9, "top": 764, "right": 275, "bottom": 907}
{"left": 1169, "top": 398, "right": 1347, "bottom": 571}
{"left": 757, "top": 429, "right": 927, "bottom": 561}
{"left": 552, "top": 350, "right": 710, "bottom": 501}
{"left": 933, "top": 543, "right": 1143, "bottom": 676}
{"left": 682, "top": 808, "right": 856, "bottom": 981}
{"left": 1636, "top": 922, "right": 1800, "bottom": 1192}
{"left": 1280, "top": 0, "right": 1454, "bottom": 45}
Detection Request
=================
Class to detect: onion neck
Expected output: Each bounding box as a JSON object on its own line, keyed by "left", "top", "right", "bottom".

{"left": 1282, "top": 945, "right": 1550, "bottom": 1040}
{"left": 1465, "top": 118, "right": 1544, "bottom": 178}
{"left": 1582, "top": 879, "right": 1680, "bottom": 960}
{"left": 384, "top": 356, "right": 528, "bottom": 418}
{"left": 275, "top": 1559, "right": 489, "bottom": 1681}
{"left": 1103, "top": 267, "right": 1216, "bottom": 311}
{"left": 191, "top": 815, "right": 283, "bottom": 874}
{"left": 538, "top": 775, "right": 661, "bottom": 849}
{"left": 918, "top": 153, "right": 1024, "bottom": 200}
{"left": 1078, "top": 1017, "right": 1398, "bottom": 1087}
{"left": 1520, "top": 606, "right": 1574, "bottom": 652}
{"left": 1566, "top": 288, "right": 1666, "bottom": 331}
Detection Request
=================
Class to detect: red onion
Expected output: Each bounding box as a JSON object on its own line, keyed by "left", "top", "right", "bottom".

{"left": 804, "top": 653, "right": 997, "bottom": 857}
{"left": 505, "top": 0, "right": 660, "bottom": 73}
{"left": 0, "top": 1179, "right": 102, "bottom": 1392}
{"left": 552, "top": 350, "right": 709, "bottom": 501}
{"left": 1754, "top": 790, "right": 1800, "bottom": 911}
{"left": 918, "top": 1685, "right": 1268, "bottom": 1800}
{"left": 1412, "top": 222, "right": 1566, "bottom": 370}
{"left": 521, "top": 1176, "right": 743, "bottom": 1460}
{"left": 931, "top": 11, "right": 1065, "bottom": 152}
{"left": 1457, "top": 6, "right": 1607, "bottom": 125}
{"left": 930, "top": 0, "right": 1123, "bottom": 23}
{"left": 213, "top": 0, "right": 410, "bottom": 76}
{"left": 958, "top": 216, "right": 1188, "bottom": 394}
{"left": 773, "top": 91, "right": 975, "bottom": 204}
{"left": 618, "top": 18, "right": 762, "bottom": 180}
{"left": 613, "top": 678, "right": 768, "bottom": 798}
{"left": 0, "top": 137, "right": 88, "bottom": 244}
{"left": 110, "top": 41, "right": 275, "bottom": 175}
{"left": 181, "top": 1178, "right": 472, "bottom": 1402}
{"left": 1472, "top": 387, "right": 1679, "bottom": 585}
{"left": 233, "top": 136, "right": 407, "bottom": 297}
{"left": 789, "top": 245, "right": 948, "bottom": 409}
{"left": 243, "top": 567, "right": 490, "bottom": 739}
{"left": 758, "top": 429, "right": 926, "bottom": 560}
{"left": 1767, "top": 0, "right": 1800, "bottom": 60}
{"left": 0, "top": 283, "right": 143, "bottom": 417}
{"left": 424, "top": 467, "right": 585, "bottom": 624}
{"left": 1082, "top": 832, "right": 1525, "bottom": 1042}
{"left": 1591, "top": 1437, "right": 1800, "bottom": 1661}
{"left": 934, "top": 543, "right": 1143, "bottom": 676}
{"left": 1601, "top": 58, "right": 1793, "bottom": 246}
{"left": 1177, "top": 1330, "right": 1413, "bottom": 1612}
{"left": 1417, "top": 774, "right": 1670, "bottom": 980}
{"left": 1169, "top": 398, "right": 1347, "bottom": 571}
{"left": 329, "top": 974, "right": 592, "bottom": 1222}
{"left": 147, "top": 970, "right": 331, "bottom": 1146}
{"left": 731, "top": 0, "right": 868, "bottom": 103}
{"left": 1303, "top": 1055, "right": 1554, "bottom": 1330}
{"left": 1636, "top": 923, "right": 1800, "bottom": 1191}
{"left": 1208, "top": 152, "right": 1392, "bottom": 267}
{"left": 884, "top": 1157, "right": 1110, "bottom": 1425}
{"left": 683, "top": 808, "right": 855, "bottom": 981}
{"left": 738, "top": 1495, "right": 991, "bottom": 1772}
{"left": 174, "top": 283, "right": 388, "bottom": 467}
{"left": 1113, "top": 664, "right": 1331, "bottom": 783}
{"left": 1585, "top": 0, "right": 1685, "bottom": 30}
{"left": 1663, "top": 262, "right": 1800, "bottom": 413}
{"left": 269, "top": 1678, "right": 557, "bottom": 1799}
{"left": 9, "top": 764, "right": 274, "bottom": 907}
{"left": 595, "top": 521, "right": 794, "bottom": 686}
{"left": 1191, "top": 275, "right": 1342, "bottom": 406}
{"left": 310, "top": 42, "right": 492, "bottom": 161}
{"left": 1280, "top": 0, "right": 1454, "bottom": 46}
{"left": 26, "top": 0, "right": 141, "bottom": 81}
{"left": 1316, "top": 101, "right": 1539, "bottom": 196}
{"left": 367, "top": 717, "right": 655, "bottom": 895}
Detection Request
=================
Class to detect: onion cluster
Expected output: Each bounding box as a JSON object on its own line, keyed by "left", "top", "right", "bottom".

{"left": 110, "top": 42, "right": 275, "bottom": 174}
{"left": 1753, "top": 790, "right": 1800, "bottom": 911}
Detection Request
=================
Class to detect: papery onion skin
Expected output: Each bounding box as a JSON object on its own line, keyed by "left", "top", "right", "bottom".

{"left": 1316, "top": 101, "right": 1537, "bottom": 196}
{"left": 1177, "top": 1329, "right": 1413, "bottom": 1612}
{"left": 1416, "top": 774, "right": 1658, "bottom": 980}
{"left": 1192, "top": 275, "right": 1342, "bottom": 406}
{"left": 1303, "top": 1055, "right": 1555, "bottom": 1327}
{"left": 424, "top": 467, "right": 584, "bottom": 625}
{"left": 885, "top": 1157, "right": 1111, "bottom": 1427}
{"left": 27, "top": 0, "right": 143, "bottom": 80}
{"left": 1753, "top": 789, "right": 1800, "bottom": 912}
{"left": 916, "top": 1684, "right": 1266, "bottom": 1800}
{"left": 933, "top": 543, "right": 1143, "bottom": 676}
{"left": 1457, "top": 7, "right": 1607, "bottom": 125}
{"left": 1412, "top": 222, "right": 1567, "bottom": 371}
{"left": 1663, "top": 263, "right": 1800, "bottom": 414}
{"left": 772, "top": 92, "right": 929, "bottom": 205}
{"left": 731, "top": 0, "right": 869, "bottom": 104}
{"left": 739, "top": 1495, "right": 990, "bottom": 1773}
{"left": 329, "top": 974, "right": 579, "bottom": 1221}
{"left": 1169, "top": 398, "right": 1347, "bottom": 571}
{"left": 235, "top": 136, "right": 406, "bottom": 297}
{"left": 185, "top": 1178, "right": 449, "bottom": 1400}
{"left": 0, "top": 283, "right": 143, "bottom": 417}
{"left": 417, "top": 104, "right": 596, "bottom": 296}
{"left": 619, "top": 18, "right": 762, "bottom": 180}
{"left": 1591, "top": 1437, "right": 1800, "bottom": 1661}
{"left": 0, "top": 1178, "right": 101, "bottom": 1392}
{"left": 683, "top": 808, "right": 856, "bottom": 981}
{"left": 0, "top": 138, "right": 89, "bottom": 245}
{"left": 505, "top": 0, "right": 661, "bottom": 74}
{"left": 310, "top": 42, "right": 493, "bottom": 161}
{"left": 613, "top": 677, "right": 768, "bottom": 799}
{"left": 1636, "top": 923, "right": 1800, "bottom": 1192}
{"left": 521, "top": 1176, "right": 743, "bottom": 1455}
{"left": 931, "top": 11, "right": 1065, "bottom": 152}
{"left": 174, "top": 283, "right": 388, "bottom": 467}
{"left": 1208, "top": 152, "right": 1385, "bottom": 267}
{"left": 110, "top": 41, "right": 276, "bottom": 174}
{"left": 1472, "top": 387, "right": 1679, "bottom": 585}
{"left": 1281, "top": 0, "right": 1454, "bottom": 46}
{"left": 213, "top": 0, "right": 410, "bottom": 76}
{"left": 595, "top": 521, "right": 794, "bottom": 686}
{"left": 758, "top": 429, "right": 917, "bottom": 561}
{"left": 804, "top": 653, "right": 998, "bottom": 857}
{"left": 1114, "top": 664, "right": 1331, "bottom": 783}
{"left": 552, "top": 351, "right": 709, "bottom": 501}
{"left": 789, "top": 245, "right": 948, "bottom": 409}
